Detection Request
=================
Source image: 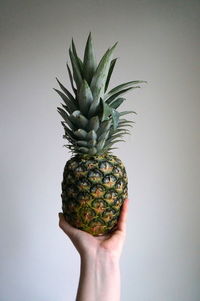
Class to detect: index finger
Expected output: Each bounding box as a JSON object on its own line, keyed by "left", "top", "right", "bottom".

{"left": 117, "top": 199, "right": 129, "bottom": 232}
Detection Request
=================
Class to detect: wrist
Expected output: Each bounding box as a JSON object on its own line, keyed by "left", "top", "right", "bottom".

{"left": 79, "top": 251, "right": 120, "bottom": 301}
{"left": 81, "top": 247, "right": 120, "bottom": 266}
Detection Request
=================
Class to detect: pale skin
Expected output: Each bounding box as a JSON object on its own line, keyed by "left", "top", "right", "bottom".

{"left": 58, "top": 198, "right": 129, "bottom": 301}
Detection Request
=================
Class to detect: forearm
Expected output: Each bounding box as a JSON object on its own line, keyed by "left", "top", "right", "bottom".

{"left": 76, "top": 251, "right": 120, "bottom": 301}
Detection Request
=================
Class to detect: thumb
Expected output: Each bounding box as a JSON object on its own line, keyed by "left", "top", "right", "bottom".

{"left": 58, "top": 212, "right": 78, "bottom": 237}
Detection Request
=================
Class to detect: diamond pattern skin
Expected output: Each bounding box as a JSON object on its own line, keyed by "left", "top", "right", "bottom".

{"left": 61, "top": 154, "right": 128, "bottom": 236}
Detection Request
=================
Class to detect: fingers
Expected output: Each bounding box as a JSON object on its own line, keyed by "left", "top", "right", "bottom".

{"left": 117, "top": 199, "right": 129, "bottom": 232}
{"left": 58, "top": 212, "right": 78, "bottom": 237}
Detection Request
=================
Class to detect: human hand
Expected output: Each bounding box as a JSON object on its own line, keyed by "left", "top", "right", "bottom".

{"left": 58, "top": 198, "right": 129, "bottom": 260}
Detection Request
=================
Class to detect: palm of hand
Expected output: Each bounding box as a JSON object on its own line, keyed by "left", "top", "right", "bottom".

{"left": 59, "top": 199, "right": 129, "bottom": 259}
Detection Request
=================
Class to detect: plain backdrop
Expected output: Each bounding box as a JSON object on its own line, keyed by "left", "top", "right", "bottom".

{"left": 0, "top": 0, "right": 200, "bottom": 300}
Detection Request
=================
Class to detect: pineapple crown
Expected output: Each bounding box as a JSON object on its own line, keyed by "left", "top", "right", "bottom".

{"left": 54, "top": 32, "right": 147, "bottom": 155}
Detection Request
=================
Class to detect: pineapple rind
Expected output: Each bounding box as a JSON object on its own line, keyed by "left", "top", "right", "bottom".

{"left": 62, "top": 153, "right": 128, "bottom": 236}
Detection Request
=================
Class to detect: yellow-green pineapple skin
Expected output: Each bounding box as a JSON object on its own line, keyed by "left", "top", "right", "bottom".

{"left": 61, "top": 153, "right": 128, "bottom": 236}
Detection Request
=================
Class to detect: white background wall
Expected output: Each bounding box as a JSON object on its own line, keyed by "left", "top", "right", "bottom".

{"left": 0, "top": 0, "right": 200, "bottom": 300}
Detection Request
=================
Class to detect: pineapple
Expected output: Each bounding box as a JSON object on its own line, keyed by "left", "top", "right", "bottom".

{"left": 54, "top": 33, "right": 146, "bottom": 236}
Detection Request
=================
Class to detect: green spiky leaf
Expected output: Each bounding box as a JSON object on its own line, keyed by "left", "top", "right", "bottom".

{"left": 69, "top": 47, "right": 82, "bottom": 89}
{"left": 57, "top": 107, "right": 76, "bottom": 130}
{"left": 71, "top": 38, "right": 83, "bottom": 75}
{"left": 104, "top": 58, "right": 117, "bottom": 92}
{"left": 74, "top": 129, "right": 88, "bottom": 139}
{"left": 111, "top": 109, "right": 120, "bottom": 131}
{"left": 83, "top": 32, "right": 97, "bottom": 84}
{"left": 100, "top": 98, "right": 112, "bottom": 121}
{"left": 96, "top": 138, "right": 106, "bottom": 151}
{"left": 78, "top": 147, "right": 89, "bottom": 153}
{"left": 96, "top": 119, "right": 112, "bottom": 137}
{"left": 88, "top": 147, "right": 97, "bottom": 155}
{"left": 61, "top": 121, "right": 76, "bottom": 141}
{"left": 98, "top": 130, "right": 110, "bottom": 142}
{"left": 108, "top": 133, "right": 127, "bottom": 142}
{"left": 119, "top": 110, "right": 137, "bottom": 116}
{"left": 54, "top": 88, "right": 77, "bottom": 112}
{"left": 105, "top": 86, "right": 139, "bottom": 105}
{"left": 104, "top": 139, "right": 125, "bottom": 149}
{"left": 61, "top": 103, "right": 72, "bottom": 115}
{"left": 87, "top": 139, "right": 97, "bottom": 147}
{"left": 78, "top": 80, "right": 93, "bottom": 115}
{"left": 119, "top": 119, "right": 135, "bottom": 124}
{"left": 78, "top": 57, "right": 84, "bottom": 73}
{"left": 88, "top": 116, "right": 99, "bottom": 131}
{"left": 109, "top": 127, "right": 130, "bottom": 136}
{"left": 69, "top": 110, "right": 88, "bottom": 128}
{"left": 109, "top": 97, "right": 125, "bottom": 109}
{"left": 55, "top": 78, "right": 76, "bottom": 104}
{"left": 89, "top": 42, "right": 118, "bottom": 116}
{"left": 87, "top": 130, "right": 97, "bottom": 141}
{"left": 66, "top": 63, "right": 77, "bottom": 94}
{"left": 104, "top": 80, "right": 147, "bottom": 101}
{"left": 77, "top": 140, "right": 88, "bottom": 147}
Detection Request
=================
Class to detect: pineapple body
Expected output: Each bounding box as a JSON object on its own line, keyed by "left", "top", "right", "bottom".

{"left": 62, "top": 153, "right": 128, "bottom": 236}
